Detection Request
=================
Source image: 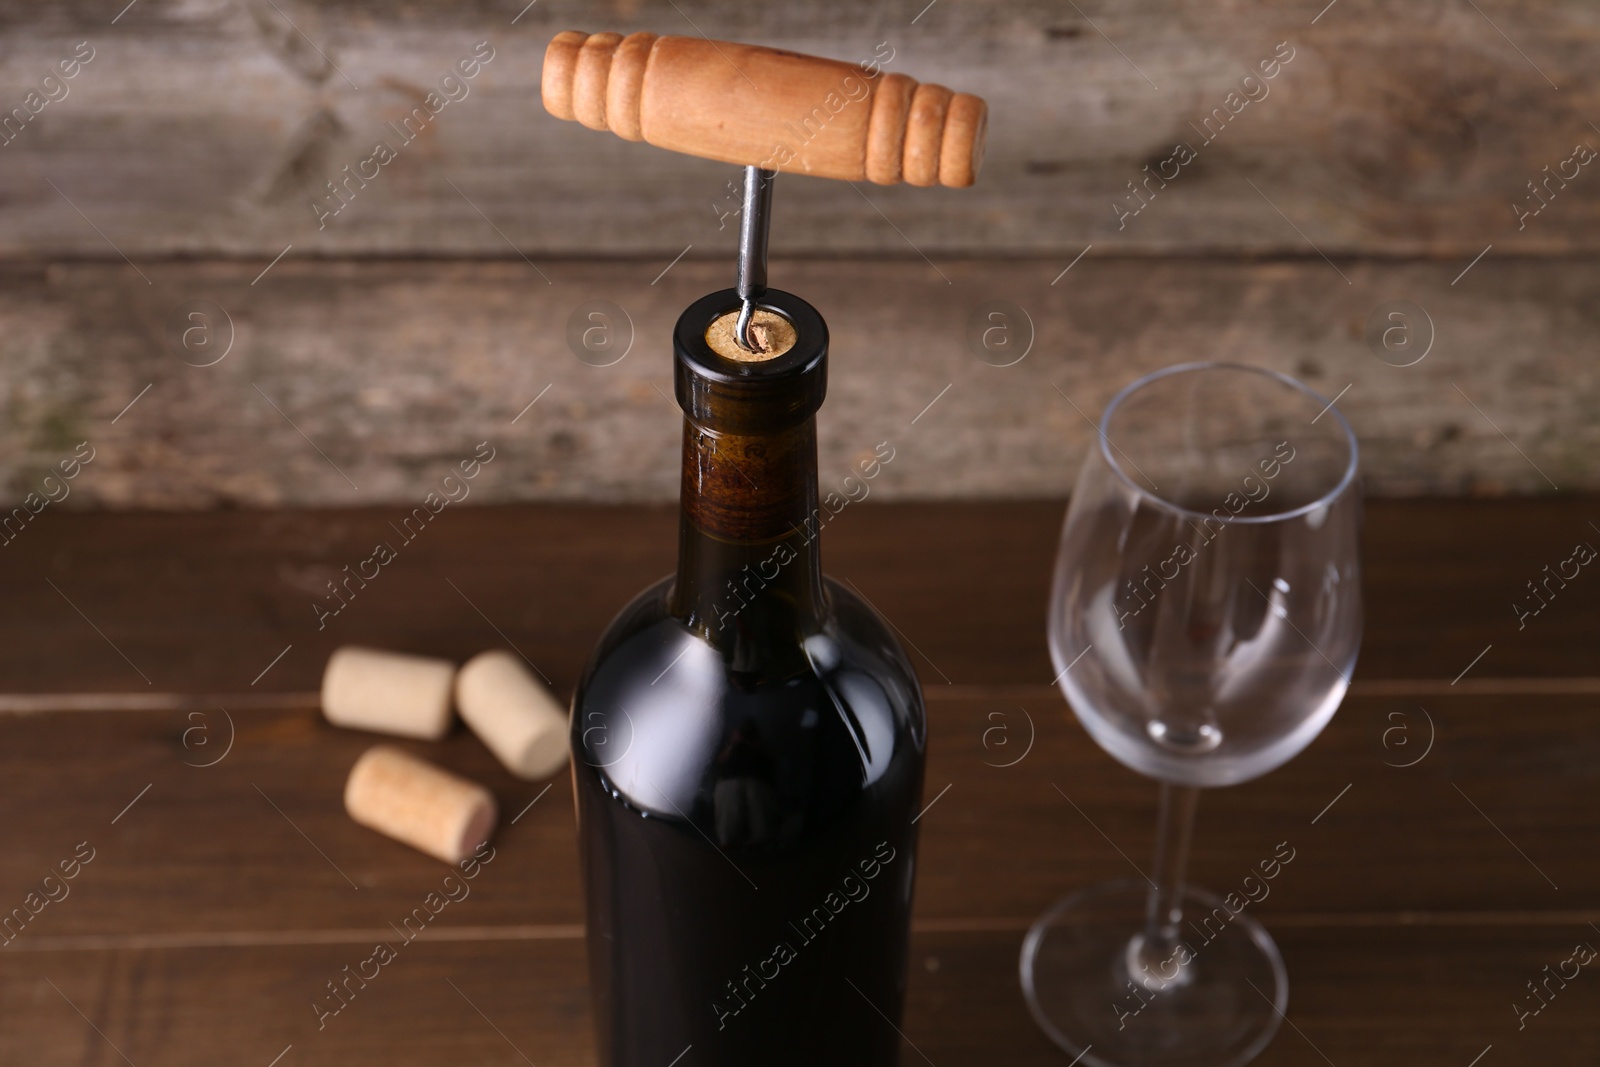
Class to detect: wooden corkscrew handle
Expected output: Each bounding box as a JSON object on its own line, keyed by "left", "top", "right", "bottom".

{"left": 542, "top": 31, "right": 987, "bottom": 187}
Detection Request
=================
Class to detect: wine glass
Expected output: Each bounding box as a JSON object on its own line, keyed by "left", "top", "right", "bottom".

{"left": 1021, "top": 362, "right": 1361, "bottom": 1067}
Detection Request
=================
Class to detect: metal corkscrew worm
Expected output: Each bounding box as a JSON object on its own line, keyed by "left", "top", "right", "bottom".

{"left": 735, "top": 165, "right": 776, "bottom": 352}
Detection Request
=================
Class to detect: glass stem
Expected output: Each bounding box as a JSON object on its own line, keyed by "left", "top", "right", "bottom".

{"left": 1144, "top": 782, "right": 1200, "bottom": 954}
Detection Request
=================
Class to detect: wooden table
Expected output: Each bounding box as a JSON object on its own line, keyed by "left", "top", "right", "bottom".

{"left": 1, "top": 499, "right": 1596, "bottom": 1065}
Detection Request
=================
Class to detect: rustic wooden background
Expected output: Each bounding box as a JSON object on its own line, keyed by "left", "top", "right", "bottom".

{"left": 1, "top": 0, "right": 1595, "bottom": 504}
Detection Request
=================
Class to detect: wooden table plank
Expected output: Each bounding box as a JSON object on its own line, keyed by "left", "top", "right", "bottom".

{"left": 1, "top": 690, "right": 1593, "bottom": 943}
{"left": 1, "top": 500, "right": 1597, "bottom": 697}
{"left": 0, "top": 501, "right": 1594, "bottom": 1061}
{"left": 3, "top": 926, "right": 1593, "bottom": 1066}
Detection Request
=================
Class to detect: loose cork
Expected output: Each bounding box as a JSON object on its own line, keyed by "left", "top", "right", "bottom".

{"left": 705, "top": 309, "right": 797, "bottom": 362}
{"left": 321, "top": 646, "right": 455, "bottom": 740}
{"left": 455, "top": 650, "right": 570, "bottom": 781}
{"left": 344, "top": 745, "right": 498, "bottom": 864}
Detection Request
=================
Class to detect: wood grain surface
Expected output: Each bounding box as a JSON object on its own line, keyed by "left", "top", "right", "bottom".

{"left": 2, "top": 498, "right": 1598, "bottom": 695}
{"left": 3, "top": 256, "right": 1593, "bottom": 506}
{"left": 1, "top": 0, "right": 1593, "bottom": 504}
{"left": 10, "top": 929, "right": 1593, "bottom": 1067}
{"left": 0, "top": 693, "right": 1590, "bottom": 937}
{"left": 0, "top": 0, "right": 1595, "bottom": 256}
{"left": 0, "top": 500, "right": 1596, "bottom": 1061}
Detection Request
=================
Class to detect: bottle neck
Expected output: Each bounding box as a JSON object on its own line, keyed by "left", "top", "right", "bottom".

{"left": 670, "top": 415, "right": 828, "bottom": 659}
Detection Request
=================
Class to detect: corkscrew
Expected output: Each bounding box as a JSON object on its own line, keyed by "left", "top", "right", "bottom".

{"left": 541, "top": 31, "right": 988, "bottom": 352}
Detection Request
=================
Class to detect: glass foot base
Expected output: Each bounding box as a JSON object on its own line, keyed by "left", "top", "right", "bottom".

{"left": 1020, "top": 879, "right": 1287, "bottom": 1067}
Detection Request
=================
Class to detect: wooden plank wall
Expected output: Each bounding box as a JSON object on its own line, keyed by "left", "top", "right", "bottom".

{"left": 1, "top": 0, "right": 1595, "bottom": 503}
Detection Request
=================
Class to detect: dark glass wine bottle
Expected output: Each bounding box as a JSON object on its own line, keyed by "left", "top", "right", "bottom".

{"left": 571, "top": 287, "right": 927, "bottom": 1066}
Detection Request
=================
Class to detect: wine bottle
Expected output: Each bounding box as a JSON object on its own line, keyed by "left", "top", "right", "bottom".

{"left": 571, "top": 287, "right": 927, "bottom": 1066}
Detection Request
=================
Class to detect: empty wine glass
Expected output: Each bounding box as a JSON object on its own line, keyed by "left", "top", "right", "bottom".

{"left": 1021, "top": 362, "right": 1361, "bottom": 1067}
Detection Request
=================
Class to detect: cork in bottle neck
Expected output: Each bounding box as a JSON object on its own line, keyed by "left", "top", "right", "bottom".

{"left": 670, "top": 288, "right": 830, "bottom": 646}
